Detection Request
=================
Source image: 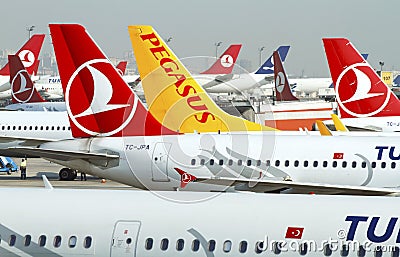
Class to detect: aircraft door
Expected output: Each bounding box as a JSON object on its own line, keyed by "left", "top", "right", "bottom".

{"left": 151, "top": 142, "right": 172, "bottom": 182}
{"left": 111, "top": 221, "right": 141, "bottom": 257}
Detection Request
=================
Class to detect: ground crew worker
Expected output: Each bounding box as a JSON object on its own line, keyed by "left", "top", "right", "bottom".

{"left": 20, "top": 159, "right": 27, "bottom": 180}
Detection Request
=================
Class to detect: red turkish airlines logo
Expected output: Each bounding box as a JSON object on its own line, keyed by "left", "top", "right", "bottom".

{"left": 220, "top": 54, "right": 234, "bottom": 68}
{"left": 18, "top": 50, "right": 35, "bottom": 68}
{"left": 11, "top": 70, "right": 34, "bottom": 103}
{"left": 336, "top": 63, "right": 390, "bottom": 118}
{"left": 65, "top": 59, "right": 137, "bottom": 136}
{"left": 275, "top": 72, "right": 286, "bottom": 93}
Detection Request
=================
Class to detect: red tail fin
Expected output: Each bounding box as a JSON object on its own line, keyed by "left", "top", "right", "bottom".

{"left": 201, "top": 44, "right": 242, "bottom": 74}
{"left": 115, "top": 61, "right": 127, "bottom": 75}
{"left": 0, "top": 35, "right": 45, "bottom": 76}
{"left": 49, "top": 24, "right": 177, "bottom": 138}
{"left": 323, "top": 38, "right": 400, "bottom": 118}
{"left": 9, "top": 55, "right": 45, "bottom": 104}
{"left": 273, "top": 51, "right": 298, "bottom": 101}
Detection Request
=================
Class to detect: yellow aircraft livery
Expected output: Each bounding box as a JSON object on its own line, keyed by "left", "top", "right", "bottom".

{"left": 128, "top": 25, "right": 276, "bottom": 133}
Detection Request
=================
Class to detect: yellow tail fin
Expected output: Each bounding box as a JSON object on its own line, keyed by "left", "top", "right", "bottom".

{"left": 128, "top": 25, "right": 276, "bottom": 133}
{"left": 331, "top": 114, "right": 348, "bottom": 132}
{"left": 315, "top": 120, "right": 332, "bottom": 136}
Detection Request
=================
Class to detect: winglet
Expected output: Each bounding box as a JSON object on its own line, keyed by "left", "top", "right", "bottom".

{"left": 42, "top": 175, "right": 54, "bottom": 190}
{"left": 174, "top": 168, "right": 197, "bottom": 189}
{"left": 254, "top": 46, "right": 290, "bottom": 75}
{"left": 331, "top": 114, "right": 348, "bottom": 132}
{"left": 201, "top": 44, "right": 242, "bottom": 74}
{"left": 273, "top": 51, "right": 299, "bottom": 101}
{"left": 316, "top": 120, "right": 332, "bottom": 136}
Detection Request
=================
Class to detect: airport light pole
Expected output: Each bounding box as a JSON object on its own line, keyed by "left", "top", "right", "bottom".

{"left": 27, "top": 25, "right": 35, "bottom": 39}
{"left": 165, "top": 37, "right": 173, "bottom": 44}
{"left": 214, "top": 41, "right": 222, "bottom": 59}
{"left": 379, "top": 61, "right": 385, "bottom": 73}
{"left": 258, "top": 46, "right": 265, "bottom": 66}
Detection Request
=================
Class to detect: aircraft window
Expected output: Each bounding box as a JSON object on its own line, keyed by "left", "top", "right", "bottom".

{"left": 192, "top": 239, "right": 200, "bottom": 252}
{"left": 275, "top": 160, "right": 280, "bottom": 167}
{"left": 29, "top": 126, "right": 32, "bottom": 130}
{"left": 160, "top": 238, "right": 169, "bottom": 251}
{"left": 18, "top": 126, "right": 21, "bottom": 130}
{"left": 51, "top": 126, "right": 54, "bottom": 130}
{"left": 266, "top": 160, "right": 271, "bottom": 167}
{"left": 84, "top": 236, "right": 92, "bottom": 249}
{"left": 392, "top": 162, "right": 396, "bottom": 169}
{"left": 256, "top": 160, "right": 261, "bottom": 166}
{"left": 332, "top": 161, "right": 337, "bottom": 168}
{"left": 239, "top": 240, "right": 247, "bottom": 253}
{"left": 208, "top": 239, "right": 216, "bottom": 252}
{"left": 371, "top": 162, "right": 376, "bottom": 169}
{"left": 39, "top": 235, "right": 46, "bottom": 247}
{"left": 323, "top": 161, "right": 328, "bottom": 168}
{"left": 191, "top": 159, "right": 196, "bottom": 165}
{"left": 324, "top": 243, "right": 333, "bottom": 256}
{"left": 24, "top": 235, "right": 31, "bottom": 247}
{"left": 219, "top": 159, "right": 223, "bottom": 165}
{"left": 285, "top": 160, "right": 289, "bottom": 167}
{"left": 40, "top": 126, "right": 43, "bottom": 130}
{"left": 145, "top": 238, "right": 153, "bottom": 250}
{"left": 53, "top": 235, "right": 62, "bottom": 248}
{"left": 46, "top": 126, "right": 49, "bottom": 130}
{"left": 342, "top": 161, "right": 347, "bottom": 168}
{"left": 375, "top": 246, "right": 383, "bottom": 257}
{"left": 381, "top": 162, "right": 387, "bottom": 169}
{"left": 127, "top": 238, "right": 132, "bottom": 244}
{"left": 352, "top": 161, "right": 357, "bottom": 168}
{"left": 255, "top": 241, "right": 264, "bottom": 254}
{"left": 57, "top": 126, "right": 60, "bottom": 130}
{"left": 209, "top": 159, "right": 215, "bottom": 165}
{"left": 7, "top": 126, "right": 10, "bottom": 130}
{"left": 62, "top": 126, "right": 65, "bottom": 130}
{"left": 358, "top": 245, "right": 366, "bottom": 257}
{"left": 24, "top": 126, "right": 27, "bottom": 130}
{"left": 228, "top": 159, "right": 233, "bottom": 166}
{"left": 361, "top": 162, "right": 366, "bottom": 168}
{"left": 223, "top": 240, "right": 232, "bottom": 253}
{"left": 299, "top": 242, "right": 308, "bottom": 255}
{"left": 303, "top": 160, "right": 309, "bottom": 167}
{"left": 273, "top": 241, "right": 282, "bottom": 254}
{"left": 13, "top": 126, "right": 16, "bottom": 130}
{"left": 237, "top": 160, "right": 243, "bottom": 166}
{"left": 68, "top": 127, "right": 71, "bottom": 130}
{"left": 313, "top": 161, "right": 318, "bottom": 167}
{"left": 1, "top": 126, "right": 3, "bottom": 130}
{"left": 340, "top": 243, "right": 349, "bottom": 256}
{"left": 176, "top": 238, "right": 184, "bottom": 251}
{"left": 34, "top": 126, "right": 37, "bottom": 130}
{"left": 294, "top": 160, "right": 299, "bottom": 167}
{"left": 247, "top": 160, "right": 252, "bottom": 166}
{"left": 200, "top": 159, "right": 205, "bottom": 165}
{"left": 392, "top": 246, "right": 399, "bottom": 257}
{"left": 9, "top": 235, "right": 16, "bottom": 246}
{"left": 68, "top": 236, "right": 77, "bottom": 248}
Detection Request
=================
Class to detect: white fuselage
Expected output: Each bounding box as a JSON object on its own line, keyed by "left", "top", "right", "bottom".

{"left": 290, "top": 78, "right": 333, "bottom": 94}
{"left": 39, "top": 132, "right": 400, "bottom": 191}
{"left": 5, "top": 102, "right": 66, "bottom": 112}
{"left": 0, "top": 187, "right": 400, "bottom": 256}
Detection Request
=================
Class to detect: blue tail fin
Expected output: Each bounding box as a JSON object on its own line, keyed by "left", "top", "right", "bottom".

{"left": 254, "top": 46, "right": 290, "bottom": 75}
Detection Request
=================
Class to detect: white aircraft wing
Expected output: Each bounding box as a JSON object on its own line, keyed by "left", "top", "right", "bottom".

{"left": 0, "top": 135, "right": 59, "bottom": 146}
{"left": 195, "top": 176, "right": 400, "bottom": 196}
{"left": 200, "top": 74, "right": 234, "bottom": 89}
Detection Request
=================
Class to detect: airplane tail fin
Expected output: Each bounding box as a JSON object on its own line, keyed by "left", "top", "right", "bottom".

{"left": 128, "top": 25, "right": 275, "bottom": 132}
{"left": 115, "top": 61, "right": 128, "bottom": 76}
{"left": 315, "top": 120, "right": 332, "bottom": 136}
{"left": 323, "top": 38, "right": 400, "bottom": 118}
{"left": 9, "top": 55, "right": 45, "bottom": 103}
{"left": 331, "top": 114, "right": 348, "bottom": 132}
{"left": 254, "top": 46, "right": 290, "bottom": 75}
{"left": 0, "top": 34, "right": 45, "bottom": 76}
{"left": 273, "top": 51, "right": 299, "bottom": 101}
{"left": 200, "top": 44, "right": 242, "bottom": 74}
{"left": 49, "top": 24, "right": 177, "bottom": 138}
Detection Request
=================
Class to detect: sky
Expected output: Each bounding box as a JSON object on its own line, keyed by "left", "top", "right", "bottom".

{"left": 1, "top": 0, "right": 399, "bottom": 77}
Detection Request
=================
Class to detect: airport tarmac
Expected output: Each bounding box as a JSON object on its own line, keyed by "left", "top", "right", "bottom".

{"left": 0, "top": 158, "right": 135, "bottom": 190}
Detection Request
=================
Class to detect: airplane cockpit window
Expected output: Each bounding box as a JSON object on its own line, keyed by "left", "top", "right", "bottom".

{"left": 53, "top": 235, "right": 62, "bottom": 248}
{"left": 176, "top": 239, "right": 184, "bottom": 251}
{"left": 381, "top": 162, "right": 387, "bottom": 169}
{"left": 392, "top": 162, "right": 396, "bottom": 169}
{"left": 223, "top": 240, "right": 232, "bottom": 253}
{"left": 24, "top": 235, "right": 31, "bottom": 247}
{"left": 9, "top": 235, "right": 16, "bottom": 246}
{"left": 239, "top": 241, "right": 247, "bottom": 253}
{"left": 192, "top": 239, "right": 200, "bottom": 252}
{"left": 160, "top": 238, "right": 169, "bottom": 251}
{"left": 84, "top": 236, "right": 92, "bottom": 249}
{"left": 68, "top": 236, "right": 77, "bottom": 248}
{"left": 191, "top": 159, "right": 196, "bottom": 165}
{"left": 145, "top": 238, "right": 153, "bottom": 250}
{"left": 208, "top": 239, "right": 216, "bottom": 252}
{"left": 39, "top": 235, "right": 46, "bottom": 247}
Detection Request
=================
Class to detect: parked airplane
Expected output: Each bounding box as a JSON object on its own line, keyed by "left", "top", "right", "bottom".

{"left": 5, "top": 55, "right": 66, "bottom": 111}
{"left": 2, "top": 182, "right": 400, "bottom": 256}
{"left": 323, "top": 38, "right": 400, "bottom": 132}
{"left": 11, "top": 23, "right": 400, "bottom": 195}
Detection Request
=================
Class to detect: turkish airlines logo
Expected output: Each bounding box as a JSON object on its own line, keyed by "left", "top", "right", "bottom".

{"left": 65, "top": 59, "right": 137, "bottom": 136}
{"left": 220, "top": 54, "right": 234, "bottom": 68}
{"left": 336, "top": 63, "right": 390, "bottom": 118}
{"left": 275, "top": 72, "right": 285, "bottom": 93}
{"left": 11, "top": 70, "right": 34, "bottom": 103}
{"left": 18, "top": 50, "right": 35, "bottom": 68}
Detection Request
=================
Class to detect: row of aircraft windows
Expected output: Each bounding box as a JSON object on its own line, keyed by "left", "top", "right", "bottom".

{"left": 191, "top": 159, "right": 397, "bottom": 169}
{"left": 143, "top": 238, "right": 398, "bottom": 257}
{"left": 2, "top": 234, "right": 92, "bottom": 249}
{"left": 0, "top": 125, "right": 71, "bottom": 131}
